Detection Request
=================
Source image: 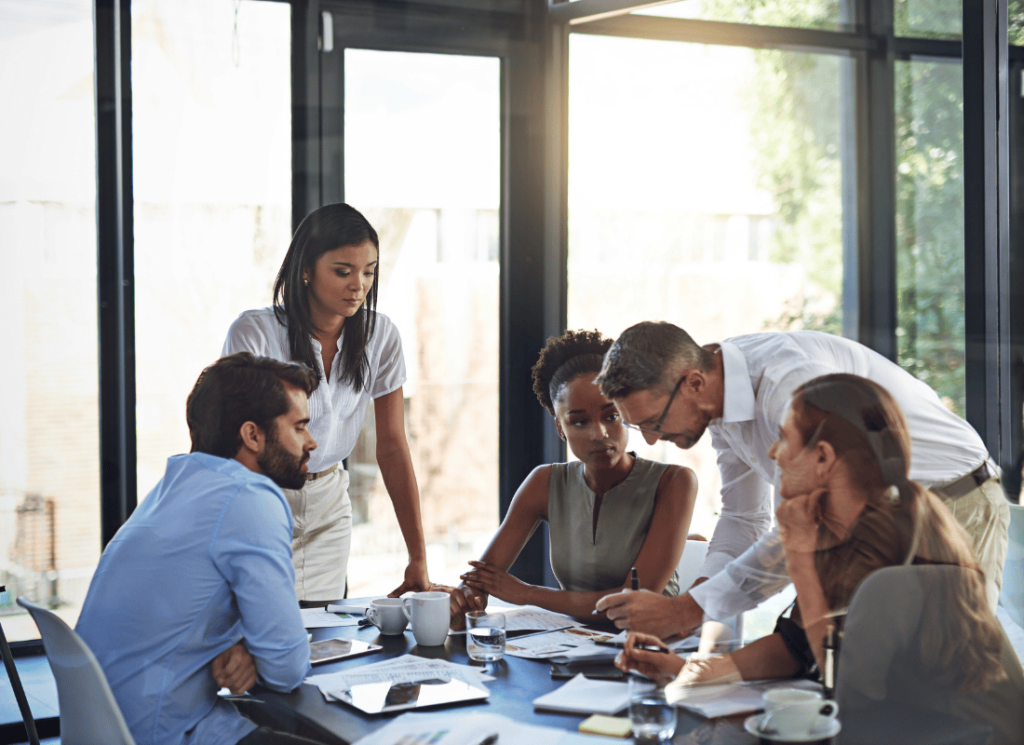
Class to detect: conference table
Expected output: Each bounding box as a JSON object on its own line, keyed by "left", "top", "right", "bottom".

{"left": 247, "top": 615, "right": 760, "bottom": 745}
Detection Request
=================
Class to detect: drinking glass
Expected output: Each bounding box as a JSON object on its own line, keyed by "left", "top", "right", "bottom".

{"left": 628, "top": 676, "right": 676, "bottom": 743}
{"left": 466, "top": 610, "right": 505, "bottom": 662}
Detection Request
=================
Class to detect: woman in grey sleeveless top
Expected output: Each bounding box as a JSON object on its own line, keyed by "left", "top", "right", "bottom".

{"left": 450, "top": 330, "right": 698, "bottom": 626}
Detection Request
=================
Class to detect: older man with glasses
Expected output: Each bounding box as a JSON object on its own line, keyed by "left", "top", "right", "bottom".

{"left": 594, "top": 321, "right": 1009, "bottom": 641}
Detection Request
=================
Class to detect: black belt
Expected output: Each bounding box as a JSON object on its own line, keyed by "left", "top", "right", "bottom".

{"left": 931, "top": 461, "right": 998, "bottom": 500}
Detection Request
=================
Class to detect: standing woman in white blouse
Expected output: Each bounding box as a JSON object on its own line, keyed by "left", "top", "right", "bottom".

{"left": 223, "top": 203, "right": 430, "bottom": 603}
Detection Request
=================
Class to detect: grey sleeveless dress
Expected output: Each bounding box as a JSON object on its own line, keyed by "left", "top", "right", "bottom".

{"left": 547, "top": 456, "right": 680, "bottom": 597}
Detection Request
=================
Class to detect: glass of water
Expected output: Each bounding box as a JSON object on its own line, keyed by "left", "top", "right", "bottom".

{"left": 628, "top": 676, "right": 676, "bottom": 743}
{"left": 466, "top": 610, "right": 505, "bottom": 662}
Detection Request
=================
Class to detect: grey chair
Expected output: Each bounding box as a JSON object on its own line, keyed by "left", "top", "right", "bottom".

{"left": 17, "top": 596, "right": 135, "bottom": 745}
{"left": 836, "top": 564, "right": 1024, "bottom": 745}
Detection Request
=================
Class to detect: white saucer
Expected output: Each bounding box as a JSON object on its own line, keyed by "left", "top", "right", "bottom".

{"left": 743, "top": 713, "right": 842, "bottom": 742}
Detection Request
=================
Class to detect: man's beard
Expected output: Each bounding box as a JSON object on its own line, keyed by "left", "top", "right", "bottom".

{"left": 258, "top": 428, "right": 308, "bottom": 490}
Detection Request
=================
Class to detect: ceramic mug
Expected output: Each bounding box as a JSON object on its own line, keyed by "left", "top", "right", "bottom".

{"left": 402, "top": 591, "right": 450, "bottom": 646}
{"left": 762, "top": 688, "right": 822, "bottom": 715}
{"left": 365, "top": 597, "right": 408, "bottom": 635}
{"left": 761, "top": 700, "right": 839, "bottom": 739}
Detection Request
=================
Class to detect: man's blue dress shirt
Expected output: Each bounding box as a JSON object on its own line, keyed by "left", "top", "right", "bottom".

{"left": 76, "top": 453, "right": 311, "bottom": 745}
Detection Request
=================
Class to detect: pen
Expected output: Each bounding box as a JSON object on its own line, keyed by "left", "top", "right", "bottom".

{"left": 469, "top": 734, "right": 498, "bottom": 745}
{"left": 630, "top": 566, "right": 639, "bottom": 591}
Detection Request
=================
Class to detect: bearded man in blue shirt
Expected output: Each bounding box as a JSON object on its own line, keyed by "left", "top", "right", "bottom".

{"left": 77, "top": 352, "right": 322, "bottom": 745}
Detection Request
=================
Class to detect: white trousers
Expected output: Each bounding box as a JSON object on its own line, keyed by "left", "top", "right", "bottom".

{"left": 283, "top": 467, "right": 352, "bottom": 603}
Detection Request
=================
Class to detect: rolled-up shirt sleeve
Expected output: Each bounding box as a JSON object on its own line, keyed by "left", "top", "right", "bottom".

{"left": 213, "top": 485, "right": 311, "bottom": 691}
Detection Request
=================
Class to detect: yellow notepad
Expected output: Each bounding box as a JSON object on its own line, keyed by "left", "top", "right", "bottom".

{"left": 578, "top": 714, "right": 632, "bottom": 738}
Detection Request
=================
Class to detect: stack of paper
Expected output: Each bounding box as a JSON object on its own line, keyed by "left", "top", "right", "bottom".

{"left": 300, "top": 608, "right": 364, "bottom": 629}
{"left": 306, "top": 654, "right": 493, "bottom": 702}
{"left": 532, "top": 674, "right": 631, "bottom": 715}
{"left": 353, "top": 711, "right": 623, "bottom": 745}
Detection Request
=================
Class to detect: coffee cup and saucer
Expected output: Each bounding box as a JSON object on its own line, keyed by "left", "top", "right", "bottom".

{"left": 743, "top": 688, "right": 841, "bottom": 743}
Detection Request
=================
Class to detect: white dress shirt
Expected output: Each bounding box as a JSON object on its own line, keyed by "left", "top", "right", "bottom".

{"left": 222, "top": 308, "right": 406, "bottom": 473}
{"left": 689, "top": 330, "right": 990, "bottom": 619}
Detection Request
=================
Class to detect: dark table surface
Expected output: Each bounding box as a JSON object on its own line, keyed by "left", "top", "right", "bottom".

{"left": 249, "top": 621, "right": 760, "bottom": 745}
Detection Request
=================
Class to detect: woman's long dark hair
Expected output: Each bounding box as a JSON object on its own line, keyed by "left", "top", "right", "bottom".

{"left": 273, "top": 204, "right": 379, "bottom": 390}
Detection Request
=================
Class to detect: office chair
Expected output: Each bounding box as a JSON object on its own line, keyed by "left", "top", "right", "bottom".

{"left": 16, "top": 597, "right": 135, "bottom": 745}
{"left": 0, "top": 587, "right": 40, "bottom": 745}
{"left": 836, "top": 564, "right": 1024, "bottom": 745}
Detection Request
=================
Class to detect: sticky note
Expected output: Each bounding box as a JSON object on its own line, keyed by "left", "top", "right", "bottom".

{"left": 578, "top": 714, "right": 632, "bottom": 738}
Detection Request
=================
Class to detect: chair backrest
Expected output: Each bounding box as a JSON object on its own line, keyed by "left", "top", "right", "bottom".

{"left": 999, "top": 503, "right": 1024, "bottom": 627}
{"left": 676, "top": 539, "right": 743, "bottom": 644}
{"left": 675, "top": 539, "right": 709, "bottom": 592}
{"left": 17, "top": 597, "right": 135, "bottom": 745}
{"left": 836, "top": 565, "right": 1006, "bottom": 745}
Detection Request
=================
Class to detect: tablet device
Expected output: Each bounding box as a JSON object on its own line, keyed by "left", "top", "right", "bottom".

{"left": 335, "top": 677, "right": 489, "bottom": 715}
{"left": 309, "top": 638, "right": 382, "bottom": 665}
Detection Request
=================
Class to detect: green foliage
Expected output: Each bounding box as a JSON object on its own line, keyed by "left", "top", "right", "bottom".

{"left": 894, "top": 60, "right": 966, "bottom": 415}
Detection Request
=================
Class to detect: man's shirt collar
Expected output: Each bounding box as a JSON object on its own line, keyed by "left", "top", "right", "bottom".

{"left": 719, "top": 340, "right": 756, "bottom": 423}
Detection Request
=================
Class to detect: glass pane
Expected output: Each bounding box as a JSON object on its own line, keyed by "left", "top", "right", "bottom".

{"left": 895, "top": 59, "right": 965, "bottom": 416}
{"left": 0, "top": 0, "right": 98, "bottom": 641}
{"left": 894, "top": 0, "right": 961, "bottom": 40}
{"left": 567, "top": 34, "right": 846, "bottom": 538}
{"left": 132, "top": 1, "right": 291, "bottom": 495}
{"left": 345, "top": 49, "right": 500, "bottom": 597}
{"left": 1011, "top": 1, "right": 1024, "bottom": 46}
{"left": 636, "top": 0, "right": 851, "bottom": 32}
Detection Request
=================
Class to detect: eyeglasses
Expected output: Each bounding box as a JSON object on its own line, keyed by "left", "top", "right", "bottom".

{"left": 623, "top": 375, "right": 686, "bottom": 436}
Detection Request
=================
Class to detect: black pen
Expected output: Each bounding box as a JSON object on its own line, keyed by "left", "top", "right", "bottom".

{"left": 630, "top": 566, "right": 639, "bottom": 591}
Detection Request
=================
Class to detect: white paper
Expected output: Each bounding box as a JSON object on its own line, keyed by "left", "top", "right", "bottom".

{"left": 667, "top": 677, "right": 822, "bottom": 719}
{"left": 327, "top": 600, "right": 374, "bottom": 615}
{"left": 301, "top": 608, "right": 363, "bottom": 629}
{"left": 353, "top": 711, "right": 622, "bottom": 745}
{"left": 500, "top": 606, "right": 583, "bottom": 632}
{"left": 306, "top": 654, "right": 492, "bottom": 702}
{"left": 532, "top": 673, "right": 631, "bottom": 715}
{"left": 503, "top": 627, "right": 617, "bottom": 659}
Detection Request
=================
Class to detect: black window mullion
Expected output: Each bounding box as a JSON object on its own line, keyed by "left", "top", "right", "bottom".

{"left": 95, "top": 0, "right": 137, "bottom": 546}
{"left": 962, "top": 0, "right": 1010, "bottom": 463}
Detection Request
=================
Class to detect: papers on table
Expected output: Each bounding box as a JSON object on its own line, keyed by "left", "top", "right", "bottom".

{"left": 448, "top": 604, "right": 583, "bottom": 635}
{"left": 532, "top": 673, "right": 630, "bottom": 715}
{"left": 306, "top": 654, "right": 493, "bottom": 702}
{"left": 327, "top": 599, "right": 375, "bottom": 614}
{"left": 501, "top": 605, "right": 583, "bottom": 632}
{"left": 300, "top": 608, "right": 364, "bottom": 629}
{"left": 353, "top": 711, "right": 624, "bottom": 745}
{"left": 504, "top": 627, "right": 618, "bottom": 660}
{"left": 667, "top": 677, "right": 822, "bottom": 719}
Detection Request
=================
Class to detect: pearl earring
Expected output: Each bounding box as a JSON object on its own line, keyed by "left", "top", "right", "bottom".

{"left": 303, "top": 277, "right": 309, "bottom": 287}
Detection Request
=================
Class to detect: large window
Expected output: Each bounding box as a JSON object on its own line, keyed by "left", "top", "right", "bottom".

{"left": 343, "top": 49, "right": 501, "bottom": 595}
{"left": 895, "top": 58, "right": 965, "bottom": 415}
{"left": 132, "top": 0, "right": 292, "bottom": 497}
{"left": 567, "top": 33, "right": 847, "bottom": 536}
{"left": 0, "top": 0, "right": 99, "bottom": 641}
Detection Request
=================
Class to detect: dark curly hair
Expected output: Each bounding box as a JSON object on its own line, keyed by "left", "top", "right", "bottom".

{"left": 531, "top": 329, "right": 613, "bottom": 415}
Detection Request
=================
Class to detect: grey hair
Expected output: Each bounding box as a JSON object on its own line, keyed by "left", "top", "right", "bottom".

{"left": 595, "top": 321, "right": 714, "bottom": 400}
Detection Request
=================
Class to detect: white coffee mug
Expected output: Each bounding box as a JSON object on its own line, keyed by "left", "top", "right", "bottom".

{"left": 402, "top": 591, "right": 450, "bottom": 646}
{"left": 762, "top": 700, "right": 839, "bottom": 739}
{"left": 762, "top": 687, "right": 822, "bottom": 715}
{"left": 365, "top": 597, "right": 408, "bottom": 635}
